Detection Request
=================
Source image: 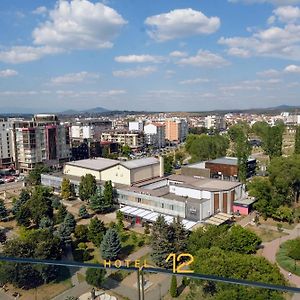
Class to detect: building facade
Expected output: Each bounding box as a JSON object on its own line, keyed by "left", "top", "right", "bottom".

{"left": 13, "top": 114, "right": 71, "bottom": 172}
{"left": 0, "top": 118, "right": 15, "bottom": 168}
{"left": 144, "top": 123, "right": 166, "bottom": 148}
{"left": 101, "top": 131, "right": 145, "bottom": 150}
{"left": 165, "top": 118, "right": 188, "bottom": 143}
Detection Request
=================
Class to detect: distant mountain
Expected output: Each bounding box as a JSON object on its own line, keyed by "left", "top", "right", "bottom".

{"left": 60, "top": 106, "right": 110, "bottom": 115}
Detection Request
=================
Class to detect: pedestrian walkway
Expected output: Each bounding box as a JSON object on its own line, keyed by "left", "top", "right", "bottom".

{"left": 261, "top": 223, "right": 300, "bottom": 300}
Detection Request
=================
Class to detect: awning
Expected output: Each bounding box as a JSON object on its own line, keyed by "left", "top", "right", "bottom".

{"left": 118, "top": 205, "right": 199, "bottom": 230}
{"left": 205, "top": 212, "right": 232, "bottom": 226}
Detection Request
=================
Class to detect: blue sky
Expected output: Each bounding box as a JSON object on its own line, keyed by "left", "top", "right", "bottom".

{"left": 0, "top": 0, "right": 300, "bottom": 112}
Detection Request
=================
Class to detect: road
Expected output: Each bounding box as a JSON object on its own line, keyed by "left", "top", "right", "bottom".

{"left": 0, "top": 181, "right": 24, "bottom": 192}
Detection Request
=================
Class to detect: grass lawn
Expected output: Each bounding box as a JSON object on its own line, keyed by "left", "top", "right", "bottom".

{"left": 276, "top": 240, "right": 300, "bottom": 276}
{"left": 246, "top": 225, "right": 288, "bottom": 242}
{"left": 119, "top": 230, "right": 147, "bottom": 259}
{"left": 259, "top": 217, "right": 296, "bottom": 230}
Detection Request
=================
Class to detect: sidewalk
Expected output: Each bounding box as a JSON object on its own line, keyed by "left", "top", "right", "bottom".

{"left": 261, "top": 223, "right": 300, "bottom": 300}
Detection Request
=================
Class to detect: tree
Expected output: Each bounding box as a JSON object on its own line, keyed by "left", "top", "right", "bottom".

{"left": 218, "top": 225, "right": 262, "bottom": 254}
{"left": 286, "top": 238, "right": 300, "bottom": 260}
{"left": 169, "top": 216, "right": 188, "bottom": 254}
{"left": 116, "top": 210, "right": 125, "bottom": 232}
{"left": 273, "top": 206, "right": 294, "bottom": 223}
{"left": 295, "top": 126, "right": 300, "bottom": 154}
{"left": 15, "top": 205, "right": 31, "bottom": 227}
{"left": 100, "top": 228, "right": 121, "bottom": 260}
{"left": 0, "top": 200, "right": 8, "bottom": 219}
{"left": 170, "top": 275, "right": 178, "bottom": 298}
{"left": 185, "top": 134, "right": 229, "bottom": 163}
{"left": 85, "top": 268, "right": 106, "bottom": 288}
{"left": 56, "top": 223, "right": 72, "bottom": 246}
{"left": 88, "top": 218, "right": 106, "bottom": 247}
{"left": 164, "top": 155, "right": 174, "bottom": 174}
{"left": 228, "top": 124, "right": 251, "bottom": 183}
{"left": 89, "top": 188, "right": 104, "bottom": 213}
{"left": 64, "top": 213, "right": 76, "bottom": 233}
{"left": 188, "top": 225, "right": 229, "bottom": 254}
{"left": 26, "top": 164, "right": 50, "bottom": 186}
{"left": 61, "top": 178, "right": 72, "bottom": 200}
{"left": 252, "top": 122, "right": 284, "bottom": 158}
{"left": 79, "top": 174, "right": 97, "bottom": 200}
{"left": 39, "top": 216, "right": 54, "bottom": 229}
{"left": 26, "top": 186, "right": 53, "bottom": 225}
{"left": 79, "top": 205, "right": 89, "bottom": 219}
{"left": 103, "top": 181, "right": 115, "bottom": 210}
{"left": 1, "top": 229, "right": 62, "bottom": 289}
{"left": 56, "top": 204, "right": 68, "bottom": 224}
{"left": 151, "top": 216, "right": 173, "bottom": 268}
{"left": 121, "top": 145, "right": 132, "bottom": 157}
{"left": 74, "top": 225, "right": 89, "bottom": 242}
{"left": 189, "top": 247, "right": 285, "bottom": 300}
{"left": 12, "top": 189, "right": 30, "bottom": 215}
{"left": 0, "top": 229, "right": 6, "bottom": 243}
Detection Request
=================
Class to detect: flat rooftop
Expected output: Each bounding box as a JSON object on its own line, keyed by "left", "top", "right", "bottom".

{"left": 206, "top": 157, "right": 255, "bottom": 166}
{"left": 168, "top": 174, "right": 242, "bottom": 191}
{"left": 66, "top": 157, "right": 119, "bottom": 171}
{"left": 65, "top": 157, "right": 159, "bottom": 172}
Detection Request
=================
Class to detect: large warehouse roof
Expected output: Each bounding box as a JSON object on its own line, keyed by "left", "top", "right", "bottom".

{"left": 66, "top": 157, "right": 159, "bottom": 172}
{"left": 121, "top": 157, "right": 159, "bottom": 169}
{"left": 206, "top": 156, "right": 255, "bottom": 166}
{"left": 66, "top": 158, "right": 119, "bottom": 171}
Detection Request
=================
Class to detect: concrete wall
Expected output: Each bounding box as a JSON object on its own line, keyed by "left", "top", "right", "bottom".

{"left": 181, "top": 167, "right": 210, "bottom": 178}
{"left": 130, "top": 163, "right": 160, "bottom": 184}
{"left": 101, "top": 165, "right": 131, "bottom": 185}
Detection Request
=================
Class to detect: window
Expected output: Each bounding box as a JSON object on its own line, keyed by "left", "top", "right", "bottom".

{"left": 161, "top": 203, "right": 164, "bottom": 208}
{"left": 137, "top": 197, "right": 141, "bottom": 203}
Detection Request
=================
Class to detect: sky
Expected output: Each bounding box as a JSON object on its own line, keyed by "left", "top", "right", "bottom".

{"left": 0, "top": 0, "right": 300, "bottom": 112}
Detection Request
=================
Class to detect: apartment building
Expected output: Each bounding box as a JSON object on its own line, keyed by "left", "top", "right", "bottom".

{"left": 0, "top": 118, "right": 15, "bottom": 168}
{"left": 144, "top": 122, "right": 166, "bottom": 148}
{"left": 204, "top": 115, "right": 226, "bottom": 131}
{"left": 165, "top": 118, "right": 188, "bottom": 143}
{"left": 13, "top": 114, "right": 71, "bottom": 172}
{"left": 101, "top": 131, "right": 145, "bottom": 150}
{"left": 70, "top": 120, "right": 112, "bottom": 141}
{"left": 128, "top": 121, "right": 144, "bottom": 132}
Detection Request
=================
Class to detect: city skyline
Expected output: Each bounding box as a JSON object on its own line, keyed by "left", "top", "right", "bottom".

{"left": 1, "top": 0, "right": 300, "bottom": 112}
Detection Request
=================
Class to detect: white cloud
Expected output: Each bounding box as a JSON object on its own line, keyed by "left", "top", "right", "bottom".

{"left": 145, "top": 8, "right": 220, "bottom": 42}
{"left": 219, "top": 22, "right": 300, "bottom": 60}
{"left": 0, "top": 46, "right": 64, "bottom": 64}
{"left": 169, "top": 51, "right": 188, "bottom": 57}
{"left": 113, "top": 66, "right": 157, "bottom": 78}
{"left": 50, "top": 71, "right": 100, "bottom": 84}
{"left": 228, "top": 0, "right": 300, "bottom": 5}
{"left": 32, "top": 0, "right": 127, "bottom": 50}
{"left": 257, "top": 68, "right": 280, "bottom": 77}
{"left": 114, "top": 54, "right": 164, "bottom": 63}
{"left": 227, "top": 47, "right": 251, "bottom": 57}
{"left": 272, "top": 6, "right": 300, "bottom": 23}
{"left": 32, "top": 6, "right": 47, "bottom": 15}
{"left": 0, "top": 69, "right": 18, "bottom": 78}
{"left": 179, "top": 78, "right": 210, "bottom": 84}
{"left": 284, "top": 64, "right": 300, "bottom": 72}
{"left": 177, "top": 50, "right": 229, "bottom": 67}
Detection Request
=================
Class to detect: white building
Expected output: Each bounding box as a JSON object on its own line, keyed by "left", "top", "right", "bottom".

{"left": 205, "top": 115, "right": 226, "bottom": 130}
{"left": 129, "top": 121, "right": 144, "bottom": 132}
{"left": 144, "top": 123, "right": 166, "bottom": 148}
{"left": 0, "top": 119, "right": 15, "bottom": 168}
